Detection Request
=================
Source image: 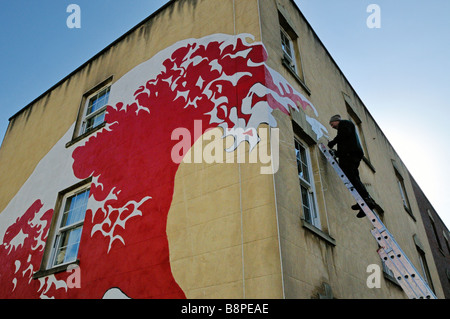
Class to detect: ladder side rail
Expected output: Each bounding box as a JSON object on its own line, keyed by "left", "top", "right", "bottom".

{"left": 372, "top": 228, "right": 432, "bottom": 298}
{"left": 377, "top": 248, "right": 421, "bottom": 299}
{"left": 318, "top": 144, "right": 385, "bottom": 231}
{"left": 318, "top": 143, "right": 437, "bottom": 299}
{"left": 382, "top": 232, "right": 437, "bottom": 299}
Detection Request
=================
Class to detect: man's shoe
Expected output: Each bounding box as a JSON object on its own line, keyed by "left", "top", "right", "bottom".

{"left": 356, "top": 210, "right": 366, "bottom": 218}
{"left": 351, "top": 203, "right": 360, "bottom": 210}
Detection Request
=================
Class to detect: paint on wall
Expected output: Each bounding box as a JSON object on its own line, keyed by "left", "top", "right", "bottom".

{"left": 0, "top": 33, "right": 327, "bottom": 298}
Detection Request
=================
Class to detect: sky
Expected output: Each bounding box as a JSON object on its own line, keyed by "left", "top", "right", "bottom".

{"left": 296, "top": 0, "right": 450, "bottom": 229}
{"left": 0, "top": 1, "right": 448, "bottom": 228}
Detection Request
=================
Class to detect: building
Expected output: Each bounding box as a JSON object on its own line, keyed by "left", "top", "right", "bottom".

{"left": 0, "top": 0, "right": 445, "bottom": 298}
{"left": 409, "top": 174, "right": 450, "bottom": 299}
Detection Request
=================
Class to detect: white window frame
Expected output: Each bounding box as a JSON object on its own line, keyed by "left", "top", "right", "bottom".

{"left": 79, "top": 85, "right": 110, "bottom": 135}
{"left": 348, "top": 114, "right": 368, "bottom": 158}
{"left": 280, "top": 27, "right": 297, "bottom": 73}
{"left": 443, "top": 231, "right": 450, "bottom": 254}
{"left": 395, "top": 170, "right": 411, "bottom": 210}
{"left": 418, "top": 252, "right": 432, "bottom": 286}
{"left": 381, "top": 258, "right": 397, "bottom": 284}
{"left": 47, "top": 185, "right": 90, "bottom": 269}
{"left": 295, "top": 138, "right": 320, "bottom": 228}
{"left": 414, "top": 239, "right": 434, "bottom": 291}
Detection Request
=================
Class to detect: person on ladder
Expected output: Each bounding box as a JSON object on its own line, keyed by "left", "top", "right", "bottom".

{"left": 327, "top": 114, "right": 377, "bottom": 218}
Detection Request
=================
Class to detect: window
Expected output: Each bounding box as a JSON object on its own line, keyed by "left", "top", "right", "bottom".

{"left": 295, "top": 138, "right": 320, "bottom": 228}
{"left": 66, "top": 78, "right": 113, "bottom": 147}
{"left": 80, "top": 86, "right": 110, "bottom": 135}
{"left": 428, "top": 210, "right": 443, "bottom": 252}
{"left": 381, "top": 258, "right": 399, "bottom": 286}
{"left": 281, "top": 27, "right": 297, "bottom": 73}
{"left": 48, "top": 186, "right": 90, "bottom": 268}
{"left": 414, "top": 235, "right": 435, "bottom": 292}
{"left": 443, "top": 231, "right": 450, "bottom": 255}
{"left": 417, "top": 251, "right": 433, "bottom": 289}
{"left": 278, "top": 10, "right": 308, "bottom": 91}
{"left": 394, "top": 167, "right": 414, "bottom": 218}
{"left": 344, "top": 100, "right": 375, "bottom": 172}
{"left": 348, "top": 113, "right": 367, "bottom": 156}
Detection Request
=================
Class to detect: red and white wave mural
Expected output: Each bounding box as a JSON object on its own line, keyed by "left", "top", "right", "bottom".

{"left": 0, "top": 33, "right": 327, "bottom": 298}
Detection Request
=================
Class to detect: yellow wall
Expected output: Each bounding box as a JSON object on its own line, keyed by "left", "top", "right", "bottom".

{"left": 167, "top": 126, "right": 283, "bottom": 298}
{"left": 0, "top": 0, "right": 443, "bottom": 299}
{"left": 0, "top": 0, "right": 284, "bottom": 299}
{"left": 164, "top": 0, "right": 284, "bottom": 298}
{"left": 260, "top": 0, "right": 443, "bottom": 298}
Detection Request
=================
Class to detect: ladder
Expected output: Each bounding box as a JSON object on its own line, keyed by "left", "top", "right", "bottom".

{"left": 318, "top": 143, "right": 437, "bottom": 299}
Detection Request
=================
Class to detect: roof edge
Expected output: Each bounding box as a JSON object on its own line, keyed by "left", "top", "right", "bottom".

{"left": 8, "top": 0, "right": 175, "bottom": 122}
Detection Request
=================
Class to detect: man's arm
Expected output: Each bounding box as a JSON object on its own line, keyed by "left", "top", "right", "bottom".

{"left": 327, "top": 121, "right": 353, "bottom": 149}
{"left": 328, "top": 138, "right": 337, "bottom": 149}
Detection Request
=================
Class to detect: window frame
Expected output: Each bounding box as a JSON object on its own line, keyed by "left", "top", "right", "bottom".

{"left": 47, "top": 185, "right": 90, "bottom": 269}
{"left": 277, "top": 10, "right": 310, "bottom": 94}
{"left": 394, "top": 168, "right": 414, "bottom": 219}
{"left": 33, "top": 179, "right": 92, "bottom": 280}
{"left": 443, "top": 231, "right": 450, "bottom": 255}
{"left": 294, "top": 138, "right": 320, "bottom": 229}
{"left": 67, "top": 77, "right": 113, "bottom": 147}
{"left": 428, "top": 209, "right": 444, "bottom": 253}
{"left": 348, "top": 114, "right": 366, "bottom": 157}
{"left": 79, "top": 85, "right": 111, "bottom": 136}
{"left": 414, "top": 236, "right": 435, "bottom": 293}
{"left": 280, "top": 27, "right": 297, "bottom": 73}
{"left": 382, "top": 258, "right": 401, "bottom": 287}
{"left": 344, "top": 100, "right": 376, "bottom": 172}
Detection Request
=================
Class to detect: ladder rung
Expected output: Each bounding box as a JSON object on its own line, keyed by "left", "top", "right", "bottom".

{"left": 318, "top": 143, "right": 437, "bottom": 299}
{"left": 377, "top": 248, "right": 434, "bottom": 299}
{"left": 377, "top": 249, "right": 422, "bottom": 298}
{"left": 377, "top": 230, "right": 436, "bottom": 298}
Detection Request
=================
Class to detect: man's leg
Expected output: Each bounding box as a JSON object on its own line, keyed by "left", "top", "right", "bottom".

{"left": 339, "top": 157, "right": 374, "bottom": 218}
{"left": 339, "top": 157, "right": 369, "bottom": 199}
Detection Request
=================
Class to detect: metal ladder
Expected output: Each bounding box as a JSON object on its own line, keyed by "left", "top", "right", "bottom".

{"left": 318, "top": 143, "right": 437, "bottom": 299}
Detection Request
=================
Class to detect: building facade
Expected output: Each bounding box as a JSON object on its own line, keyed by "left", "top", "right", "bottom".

{"left": 0, "top": 0, "right": 445, "bottom": 298}
{"left": 410, "top": 174, "right": 450, "bottom": 299}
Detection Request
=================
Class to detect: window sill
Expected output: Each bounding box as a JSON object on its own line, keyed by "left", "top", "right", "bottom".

{"left": 33, "top": 260, "right": 80, "bottom": 280}
{"left": 281, "top": 58, "right": 311, "bottom": 96}
{"left": 404, "top": 205, "right": 416, "bottom": 222}
{"left": 383, "top": 270, "right": 402, "bottom": 288}
{"left": 301, "top": 219, "right": 336, "bottom": 246}
{"left": 362, "top": 156, "right": 376, "bottom": 173}
{"left": 65, "top": 122, "right": 106, "bottom": 148}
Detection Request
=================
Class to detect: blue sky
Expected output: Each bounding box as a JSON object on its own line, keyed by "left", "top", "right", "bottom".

{"left": 297, "top": 0, "right": 450, "bottom": 228}
{"left": 0, "top": 1, "right": 448, "bottom": 228}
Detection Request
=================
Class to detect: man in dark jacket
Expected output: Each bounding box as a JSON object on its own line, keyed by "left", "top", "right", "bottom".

{"left": 327, "top": 114, "right": 376, "bottom": 218}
